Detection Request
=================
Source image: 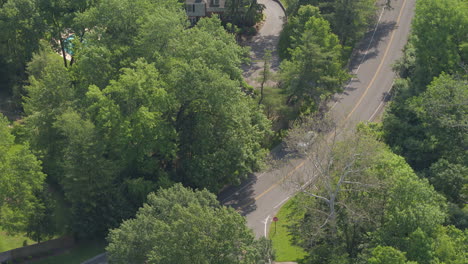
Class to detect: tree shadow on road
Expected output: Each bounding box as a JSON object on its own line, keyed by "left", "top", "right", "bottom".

{"left": 348, "top": 21, "right": 397, "bottom": 71}
{"left": 218, "top": 173, "right": 257, "bottom": 215}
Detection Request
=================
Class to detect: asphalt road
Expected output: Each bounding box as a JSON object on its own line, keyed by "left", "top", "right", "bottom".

{"left": 220, "top": 0, "right": 416, "bottom": 238}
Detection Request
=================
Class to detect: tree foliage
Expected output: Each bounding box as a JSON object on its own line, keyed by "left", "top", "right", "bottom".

{"left": 224, "top": 0, "right": 265, "bottom": 28}
{"left": 0, "top": 0, "right": 44, "bottom": 89}
{"left": 383, "top": 74, "right": 467, "bottom": 205}
{"left": 279, "top": 5, "right": 321, "bottom": 60}
{"left": 379, "top": 0, "right": 467, "bottom": 252}
{"left": 412, "top": 0, "right": 468, "bottom": 87}
{"left": 367, "top": 246, "right": 409, "bottom": 264}
{"left": 332, "top": 0, "right": 375, "bottom": 47}
{"left": 107, "top": 184, "right": 273, "bottom": 264}
{"left": 12, "top": 0, "right": 271, "bottom": 238}
{"left": 280, "top": 0, "right": 376, "bottom": 54}
{"left": 284, "top": 121, "right": 450, "bottom": 263}
{"left": 279, "top": 6, "right": 348, "bottom": 114}
{"left": 0, "top": 114, "right": 46, "bottom": 234}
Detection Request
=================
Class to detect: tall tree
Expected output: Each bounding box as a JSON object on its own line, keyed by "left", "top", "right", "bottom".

{"left": 280, "top": 11, "right": 348, "bottom": 114}
{"left": 367, "top": 246, "right": 411, "bottom": 264}
{"left": 53, "top": 109, "right": 126, "bottom": 237}
{"left": 86, "top": 60, "right": 177, "bottom": 178}
{"left": 278, "top": 5, "right": 321, "bottom": 60}
{"left": 164, "top": 17, "right": 270, "bottom": 191}
{"left": 0, "top": 0, "right": 45, "bottom": 91}
{"left": 287, "top": 129, "right": 390, "bottom": 262}
{"left": 167, "top": 16, "right": 248, "bottom": 83}
{"left": 280, "top": 0, "right": 375, "bottom": 50}
{"left": 107, "top": 184, "right": 273, "bottom": 264}
{"left": 284, "top": 120, "right": 446, "bottom": 263}
{"left": 224, "top": 0, "right": 265, "bottom": 27}
{"left": 169, "top": 60, "right": 270, "bottom": 191}
{"left": 332, "top": 0, "right": 375, "bottom": 47}
{"left": 0, "top": 114, "right": 46, "bottom": 234}
{"left": 412, "top": 0, "right": 468, "bottom": 87}
{"left": 383, "top": 74, "right": 467, "bottom": 171}
{"left": 21, "top": 45, "right": 75, "bottom": 182}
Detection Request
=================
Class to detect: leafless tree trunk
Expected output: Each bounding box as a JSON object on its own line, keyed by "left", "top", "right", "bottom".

{"left": 258, "top": 50, "right": 272, "bottom": 106}
{"left": 280, "top": 115, "right": 385, "bottom": 253}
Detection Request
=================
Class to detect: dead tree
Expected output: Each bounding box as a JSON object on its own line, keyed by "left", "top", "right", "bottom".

{"left": 282, "top": 115, "right": 386, "bottom": 257}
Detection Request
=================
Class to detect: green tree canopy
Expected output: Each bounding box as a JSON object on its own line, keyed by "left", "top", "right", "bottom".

{"left": 107, "top": 184, "right": 272, "bottom": 264}
{"left": 21, "top": 45, "right": 74, "bottom": 182}
{"left": 375, "top": 153, "right": 447, "bottom": 251}
{"left": 169, "top": 59, "right": 270, "bottom": 191}
{"left": 383, "top": 74, "right": 467, "bottom": 171}
{"left": 289, "top": 128, "right": 447, "bottom": 263}
{"left": 17, "top": 1, "right": 271, "bottom": 238}
{"left": 280, "top": 0, "right": 376, "bottom": 50}
{"left": 0, "top": 0, "right": 45, "bottom": 88}
{"left": 86, "top": 59, "right": 177, "bottom": 177}
{"left": 224, "top": 0, "right": 265, "bottom": 28}
{"left": 278, "top": 5, "right": 321, "bottom": 60}
{"left": 428, "top": 159, "right": 467, "bottom": 205}
{"left": 412, "top": 0, "right": 468, "bottom": 87}
{"left": 367, "top": 246, "right": 410, "bottom": 264}
{"left": 0, "top": 114, "right": 46, "bottom": 234}
{"left": 332, "top": 0, "right": 375, "bottom": 47}
{"left": 280, "top": 10, "right": 348, "bottom": 114}
{"left": 382, "top": 0, "right": 467, "bottom": 236}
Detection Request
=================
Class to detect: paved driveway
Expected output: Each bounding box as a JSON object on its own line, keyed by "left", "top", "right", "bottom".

{"left": 242, "top": 0, "right": 286, "bottom": 87}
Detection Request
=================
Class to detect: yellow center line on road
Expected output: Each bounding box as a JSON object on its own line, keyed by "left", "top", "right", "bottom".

{"left": 238, "top": 0, "right": 409, "bottom": 212}
{"left": 343, "top": 0, "right": 408, "bottom": 123}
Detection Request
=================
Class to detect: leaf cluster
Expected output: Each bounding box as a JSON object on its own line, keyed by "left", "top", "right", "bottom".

{"left": 107, "top": 184, "right": 273, "bottom": 264}
{"left": 382, "top": 0, "right": 467, "bottom": 230}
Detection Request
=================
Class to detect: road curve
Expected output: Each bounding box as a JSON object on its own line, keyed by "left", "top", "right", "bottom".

{"left": 220, "top": 0, "right": 416, "bottom": 237}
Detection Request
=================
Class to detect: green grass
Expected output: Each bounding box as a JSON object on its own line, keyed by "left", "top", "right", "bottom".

{"left": 32, "top": 240, "right": 106, "bottom": 264}
{"left": 0, "top": 229, "right": 35, "bottom": 252}
{"left": 269, "top": 196, "right": 308, "bottom": 262}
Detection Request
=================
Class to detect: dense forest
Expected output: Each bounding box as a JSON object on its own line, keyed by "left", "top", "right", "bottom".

{"left": 0, "top": 0, "right": 273, "bottom": 241}
{"left": 0, "top": 0, "right": 466, "bottom": 263}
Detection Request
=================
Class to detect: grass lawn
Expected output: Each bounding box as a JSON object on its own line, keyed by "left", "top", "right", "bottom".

{"left": 32, "top": 240, "right": 106, "bottom": 264}
{"left": 0, "top": 229, "right": 35, "bottom": 252}
{"left": 269, "top": 196, "right": 308, "bottom": 262}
